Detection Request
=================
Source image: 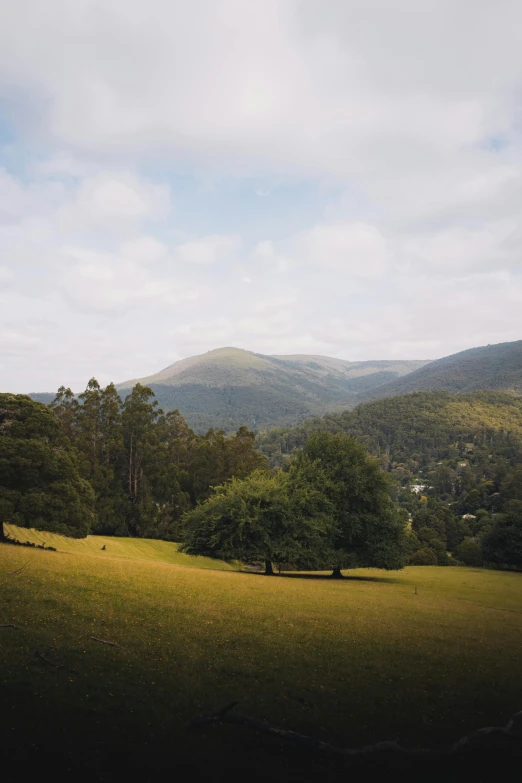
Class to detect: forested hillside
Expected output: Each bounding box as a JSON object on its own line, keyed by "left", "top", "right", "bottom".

{"left": 258, "top": 391, "right": 522, "bottom": 569}
{"left": 28, "top": 340, "right": 522, "bottom": 432}
{"left": 259, "top": 391, "right": 522, "bottom": 470}
{"left": 357, "top": 340, "right": 522, "bottom": 403}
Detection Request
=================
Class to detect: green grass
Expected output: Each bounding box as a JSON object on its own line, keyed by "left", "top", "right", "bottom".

{"left": 1, "top": 535, "right": 522, "bottom": 779}
{"left": 4, "top": 523, "right": 236, "bottom": 570}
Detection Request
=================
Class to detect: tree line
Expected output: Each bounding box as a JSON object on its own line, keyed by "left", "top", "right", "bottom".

{"left": 1, "top": 385, "right": 520, "bottom": 571}
{"left": 0, "top": 381, "right": 265, "bottom": 542}
{"left": 0, "top": 386, "right": 407, "bottom": 575}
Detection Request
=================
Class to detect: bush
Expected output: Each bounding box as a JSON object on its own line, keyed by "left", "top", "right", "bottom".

{"left": 448, "top": 555, "right": 464, "bottom": 566}
{"left": 409, "top": 547, "right": 438, "bottom": 565}
{"left": 454, "top": 537, "right": 484, "bottom": 567}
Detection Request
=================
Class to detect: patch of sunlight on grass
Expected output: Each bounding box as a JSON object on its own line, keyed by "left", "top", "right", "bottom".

{"left": 4, "top": 524, "right": 237, "bottom": 570}
{"left": 1, "top": 541, "right": 521, "bottom": 760}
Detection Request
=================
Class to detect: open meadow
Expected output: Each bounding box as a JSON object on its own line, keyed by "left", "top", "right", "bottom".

{"left": 1, "top": 526, "right": 522, "bottom": 780}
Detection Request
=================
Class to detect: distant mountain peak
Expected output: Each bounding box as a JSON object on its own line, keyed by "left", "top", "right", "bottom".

{"left": 115, "top": 347, "right": 429, "bottom": 432}
{"left": 27, "top": 339, "right": 522, "bottom": 434}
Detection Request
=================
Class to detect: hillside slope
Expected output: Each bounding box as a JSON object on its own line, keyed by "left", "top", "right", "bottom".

{"left": 357, "top": 340, "right": 522, "bottom": 403}
{"left": 2, "top": 542, "right": 522, "bottom": 780}
{"left": 116, "top": 347, "right": 428, "bottom": 431}
{"left": 4, "top": 524, "right": 235, "bottom": 570}
{"left": 27, "top": 392, "right": 55, "bottom": 405}
{"left": 258, "top": 390, "right": 522, "bottom": 470}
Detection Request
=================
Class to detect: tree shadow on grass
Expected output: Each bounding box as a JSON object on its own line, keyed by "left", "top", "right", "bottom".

{"left": 280, "top": 572, "right": 402, "bottom": 584}
{"left": 244, "top": 570, "right": 401, "bottom": 584}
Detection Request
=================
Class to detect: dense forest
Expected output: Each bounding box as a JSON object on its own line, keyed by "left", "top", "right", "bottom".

{"left": 1, "top": 381, "right": 265, "bottom": 542}
{"left": 2, "top": 386, "right": 521, "bottom": 570}
{"left": 258, "top": 391, "right": 522, "bottom": 569}
{"left": 1, "top": 385, "right": 408, "bottom": 575}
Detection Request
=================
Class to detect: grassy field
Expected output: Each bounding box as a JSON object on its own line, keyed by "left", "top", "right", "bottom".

{"left": 3, "top": 524, "right": 236, "bottom": 570}
{"left": 1, "top": 531, "right": 522, "bottom": 780}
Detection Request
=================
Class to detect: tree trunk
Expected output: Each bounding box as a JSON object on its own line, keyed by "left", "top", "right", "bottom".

{"left": 265, "top": 559, "right": 274, "bottom": 576}
{"left": 331, "top": 565, "right": 344, "bottom": 579}
{"left": 0, "top": 520, "right": 5, "bottom": 542}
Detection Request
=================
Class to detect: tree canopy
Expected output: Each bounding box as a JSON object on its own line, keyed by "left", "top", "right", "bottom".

{"left": 183, "top": 432, "right": 407, "bottom": 575}
{"left": 295, "top": 432, "right": 407, "bottom": 575}
{"left": 0, "top": 394, "right": 94, "bottom": 539}
{"left": 182, "top": 468, "right": 332, "bottom": 574}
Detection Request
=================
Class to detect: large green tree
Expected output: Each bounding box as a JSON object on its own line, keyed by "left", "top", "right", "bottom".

{"left": 0, "top": 394, "right": 94, "bottom": 540}
{"left": 296, "top": 432, "right": 407, "bottom": 576}
{"left": 182, "top": 468, "right": 331, "bottom": 574}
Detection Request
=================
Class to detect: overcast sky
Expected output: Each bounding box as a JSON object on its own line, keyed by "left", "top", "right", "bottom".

{"left": 1, "top": 0, "right": 521, "bottom": 392}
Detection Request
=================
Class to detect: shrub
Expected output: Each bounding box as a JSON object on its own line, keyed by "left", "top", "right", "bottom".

{"left": 409, "top": 547, "right": 438, "bottom": 565}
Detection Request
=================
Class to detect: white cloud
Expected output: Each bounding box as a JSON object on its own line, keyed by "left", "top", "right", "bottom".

{"left": 119, "top": 236, "right": 168, "bottom": 263}
{"left": 0, "top": 266, "right": 14, "bottom": 285}
{"left": 175, "top": 235, "right": 240, "bottom": 265}
{"left": 295, "top": 222, "right": 390, "bottom": 277}
{"left": 1, "top": 1, "right": 522, "bottom": 391}
{"left": 397, "top": 223, "right": 519, "bottom": 276}
{"left": 58, "top": 246, "right": 206, "bottom": 313}
{"left": 251, "top": 241, "right": 289, "bottom": 273}
{"left": 1, "top": 0, "right": 521, "bottom": 184}
{"left": 57, "top": 172, "right": 171, "bottom": 232}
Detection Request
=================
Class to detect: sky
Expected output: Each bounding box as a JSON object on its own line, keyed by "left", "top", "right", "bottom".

{"left": 1, "top": 0, "right": 521, "bottom": 393}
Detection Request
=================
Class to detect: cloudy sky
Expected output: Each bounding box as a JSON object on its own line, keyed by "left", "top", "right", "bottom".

{"left": 1, "top": 0, "right": 521, "bottom": 392}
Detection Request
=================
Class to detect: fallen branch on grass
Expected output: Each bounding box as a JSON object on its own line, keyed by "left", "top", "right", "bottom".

{"left": 187, "top": 701, "right": 418, "bottom": 757}
{"left": 7, "top": 561, "right": 29, "bottom": 576}
{"left": 34, "top": 650, "right": 78, "bottom": 675}
{"left": 187, "top": 702, "right": 522, "bottom": 760}
{"left": 90, "top": 636, "right": 123, "bottom": 649}
{"left": 0, "top": 623, "right": 18, "bottom": 629}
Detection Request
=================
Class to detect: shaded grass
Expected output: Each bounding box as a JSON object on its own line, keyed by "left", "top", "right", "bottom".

{"left": 1, "top": 539, "right": 522, "bottom": 780}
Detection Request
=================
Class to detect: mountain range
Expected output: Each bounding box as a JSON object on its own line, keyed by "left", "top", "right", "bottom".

{"left": 28, "top": 339, "right": 522, "bottom": 433}
{"left": 116, "top": 347, "right": 428, "bottom": 432}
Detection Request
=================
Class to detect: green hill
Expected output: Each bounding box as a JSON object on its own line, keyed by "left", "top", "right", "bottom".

{"left": 357, "top": 340, "right": 522, "bottom": 403}
{"left": 258, "top": 390, "right": 522, "bottom": 471}
{"left": 4, "top": 524, "right": 236, "bottom": 570}
{"left": 27, "top": 392, "right": 55, "bottom": 405}
{"left": 116, "top": 347, "right": 428, "bottom": 432}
